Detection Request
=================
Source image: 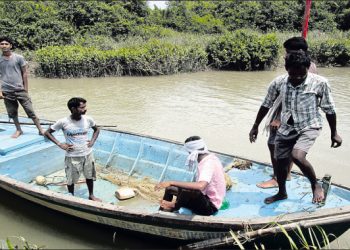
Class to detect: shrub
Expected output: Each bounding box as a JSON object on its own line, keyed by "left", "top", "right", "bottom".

{"left": 35, "top": 39, "right": 208, "bottom": 78}
{"left": 309, "top": 38, "right": 350, "bottom": 66}
{"left": 129, "top": 25, "right": 179, "bottom": 40}
{"left": 207, "top": 30, "right": 279, "bottom": 70}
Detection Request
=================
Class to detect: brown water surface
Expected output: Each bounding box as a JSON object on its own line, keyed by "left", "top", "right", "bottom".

{"left": 1, "top": 67, "right": 349, "bottom": 248}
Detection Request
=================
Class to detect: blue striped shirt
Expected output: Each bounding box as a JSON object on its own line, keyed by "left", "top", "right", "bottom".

{"left": 261, "top": 73, "right": 336, "bottom": 135}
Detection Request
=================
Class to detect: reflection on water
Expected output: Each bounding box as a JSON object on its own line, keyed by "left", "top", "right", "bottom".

{"left": 1, "top": 67, "right": 350, "bottom": 248}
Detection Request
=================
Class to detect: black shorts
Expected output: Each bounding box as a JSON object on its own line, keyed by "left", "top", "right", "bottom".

{"left": 162, "top": 186, "right": 218, "bottom": 216}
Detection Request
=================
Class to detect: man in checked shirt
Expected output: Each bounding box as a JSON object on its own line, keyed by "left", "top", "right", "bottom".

{"left": 249, "top": 50, "right": 342, "bottom": 204}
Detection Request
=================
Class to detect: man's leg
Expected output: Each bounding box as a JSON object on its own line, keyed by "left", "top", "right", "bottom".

{"left": 32, "top": 117, "right": 45, "bottom": 135}
{"left": 257, "top": 139, "right": 292, "bottom": 189}
{"left": 264, "top": 157, "right": 290, "bottom": 204}
{"left": 264, "top": 131, "right": 296, "bottom": 204}
{"left": 83, "top": 153, "right": 101, "bottom": 201}
{"left": 67, "top": 184, "right": 74, "bottom": 195}
{"left": 159, "top": 186, "right": 179, "bottom": 211}
{"left": 11, "top": 116, "right": 23, "bottom": 138}
{"left": 3, "top": 95, "right": 23, "bottom": 138}
{"left": 257, "top": 143, "right": 279, "bottom": 188}
{"left": 65, "top": 157, "right": 78, "bottom": 196}
{"left": 86, "top": 178, "right": 101, "bottom": 201}
{"left": 176, "top": 188, "right": 217, "bottom": 215}
{"left": 292, "top": 128, "right": 323, "bottom": 203}
{"left": 291, "top": 149, "right": 324, "bottom": 203}
{"left": 17, "top": 91, "right": 44, "bottom": 135}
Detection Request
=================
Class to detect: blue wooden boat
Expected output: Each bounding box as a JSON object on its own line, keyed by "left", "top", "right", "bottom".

{"left": 1, "top": 115, "right": 350, "bottom": 245}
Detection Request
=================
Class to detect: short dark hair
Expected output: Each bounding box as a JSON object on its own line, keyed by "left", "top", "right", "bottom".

{"left": 0, "top": 36, "right": 14, "bottom": 46}
{"left": 283, "top": 37, "right": 308, "bottom": 52}
{"left": 285, "top": 50, "right": 311, "bottom": 70}
{"left": 185, "top": 136, "right": 201, "bottom": 143}
{"left": 67, "top": 97, "right": 86, "bottom": 112}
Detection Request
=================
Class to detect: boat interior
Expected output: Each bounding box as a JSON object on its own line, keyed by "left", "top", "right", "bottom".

{"left": 1, "top": 116, "right": 350, "bottom": 219}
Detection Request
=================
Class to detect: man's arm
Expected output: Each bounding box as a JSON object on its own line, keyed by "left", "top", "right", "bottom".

{"left": 87, "top": 125, "right": 100, "bottom": 148}
{"left": 155, "top": 180, "right": 208, "bottom": 192}
{"left": 44, "top": 128, "right": 73, "bottom": 151}
{"left": 21, "top": 65, "right": 29, "bottom": 92}
{"left": 249, "top": 106, "right": 270, "bottom": 143}
{"left": 326, "top": 113, "right": 342, "bottom": 148}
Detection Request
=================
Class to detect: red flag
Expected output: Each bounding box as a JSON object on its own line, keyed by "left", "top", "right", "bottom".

{"left": 302, "top": 0, "right": 312, "bottom": 39}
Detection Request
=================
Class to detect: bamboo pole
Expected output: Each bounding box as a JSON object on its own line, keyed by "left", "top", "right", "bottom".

{"left": 181, "top": 213, "right": 350, "bottom": 249}
{"left": 0, "top": 120, "right": 117, "bottom": 127}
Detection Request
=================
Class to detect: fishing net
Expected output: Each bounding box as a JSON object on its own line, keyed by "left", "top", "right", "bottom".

{"left": 224, "top": 159, "right": 252, "bottom": 172}
{"left": 224, "top": 159, "right": 252, "bottom": 190}
{"left": 96, "top": 165, "right": 163, "bottom": 203}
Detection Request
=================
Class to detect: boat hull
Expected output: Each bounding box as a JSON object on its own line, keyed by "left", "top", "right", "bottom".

{"left": 1, "top": 115, "right": 350, "bottom": 243}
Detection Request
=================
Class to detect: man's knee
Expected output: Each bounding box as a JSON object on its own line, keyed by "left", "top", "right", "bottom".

{"left": 291, "top": 149, "right": 306, "bottom": 164}
{"left": 24, "top": 108, "right": 37, "bottom": 120}
{"left": 165, "top": 186, "right": 179, "bottom": 194}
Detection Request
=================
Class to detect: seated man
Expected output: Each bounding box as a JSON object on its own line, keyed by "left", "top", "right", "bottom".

{"left": 155, "top": 136, "right": 226, "bottom": 216}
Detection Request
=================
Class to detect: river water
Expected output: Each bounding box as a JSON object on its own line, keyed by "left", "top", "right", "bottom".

{"left": 0, "top": 67, "right": 349, "bottom": 249}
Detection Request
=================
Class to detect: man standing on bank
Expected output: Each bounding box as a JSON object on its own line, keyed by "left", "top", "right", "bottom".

{"left": 249, "top": 50, "right": 342, "bottom": 204}
{"left": 45, "top": 97, "right": 101, "bottom": 202}
{"left": 0, "top": 36, "right": 44, "bottom": 138}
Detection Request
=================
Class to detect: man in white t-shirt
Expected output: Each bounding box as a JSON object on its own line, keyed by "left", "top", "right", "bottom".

{"left": 155, "top": 136, "right": 226, "bottom": 215}
{"left": 45, "top": 97, "right": 101, "bottom": 201}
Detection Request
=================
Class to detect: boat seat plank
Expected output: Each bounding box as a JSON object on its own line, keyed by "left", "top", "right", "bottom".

{"left": 0, "top": 133, "right": 44, "bottom": 156}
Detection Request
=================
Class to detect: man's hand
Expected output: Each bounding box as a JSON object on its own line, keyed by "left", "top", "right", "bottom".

{"left": 270, "top": 119, "right": 281, "bottom": 130}
{"left": 87, "top": 140, "right": 94, "bottom": 148}
{"left": 58, "top": 143, "right": 74, "bottom": 152}
{"left": 249, "top": 125, "right": 258, "bottom": 143}
{"left": 331, "top": 133, "right": 342, "bottom": 148}
{"left": 0, "top": 91, "right": 3, "bottom": 99}
{"left": 155, "top": 181, "right": 172, "bottom": 191}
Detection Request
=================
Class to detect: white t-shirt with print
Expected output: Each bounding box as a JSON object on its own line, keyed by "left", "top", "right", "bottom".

{"left": 51, "top": 115, "right": 96, "bottom": 157}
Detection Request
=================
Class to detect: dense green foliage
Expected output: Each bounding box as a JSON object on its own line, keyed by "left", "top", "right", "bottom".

{"left": 0, "top": 0, "right": 349, "bottom": 77}
{"left": 309, "top": 38, "right": 350, "bottom": 66}
{"left": 1, "top": 0, "right": 349, "bottom": 50}
{"left": 162, "top": 1, "right": 350, "bottom": 34}
{"left": 207, "top": 30, "right": 279, "bottom": 70}
{"left": 35, "top": 40, "right": 208, "bottom": 78}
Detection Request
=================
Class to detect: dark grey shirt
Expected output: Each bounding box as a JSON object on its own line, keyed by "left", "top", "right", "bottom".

{"left": 0, "top": 53, "right": 27, "bottom": 92}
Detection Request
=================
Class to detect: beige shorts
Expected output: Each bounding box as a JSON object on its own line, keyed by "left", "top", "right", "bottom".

{"left": 275, "top": 128, "right": 321, "bottom": 159}
{"left": 64, "top": 153, "right": 96, "bottom": 185}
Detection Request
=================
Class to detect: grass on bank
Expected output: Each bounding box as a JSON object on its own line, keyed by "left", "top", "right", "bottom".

{"left": 0, "top": 236, "right": 44, "bottom": 250}
{"left": 229, "top": 222, "right": 337, "bottom": 250}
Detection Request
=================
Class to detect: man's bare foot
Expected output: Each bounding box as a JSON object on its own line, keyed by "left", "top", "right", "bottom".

{"left": 11, "top": 130, "right": 23, "bottom": 138}
{"left": 257, "top": 178, "right": 278, "bottom": 189}
{"left": 264, "top": 193, "right": 288, "bottom": 204}
{"left": 160, "top": 200, "right": 175, "bottom": 211}
{"left": 89, "top": 195, "right": 102, "bottom": 202}
{"left": 312, "top": 183, "right": 324, "bottom": 203}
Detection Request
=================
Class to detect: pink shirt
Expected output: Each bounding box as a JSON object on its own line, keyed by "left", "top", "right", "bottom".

{"left": 197, "top": 154, "right": 226, "bottom": 209}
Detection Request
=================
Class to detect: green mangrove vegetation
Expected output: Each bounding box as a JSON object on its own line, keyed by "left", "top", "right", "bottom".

{"left": 0, "top": 0, "right": 349, "bottom": 78}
